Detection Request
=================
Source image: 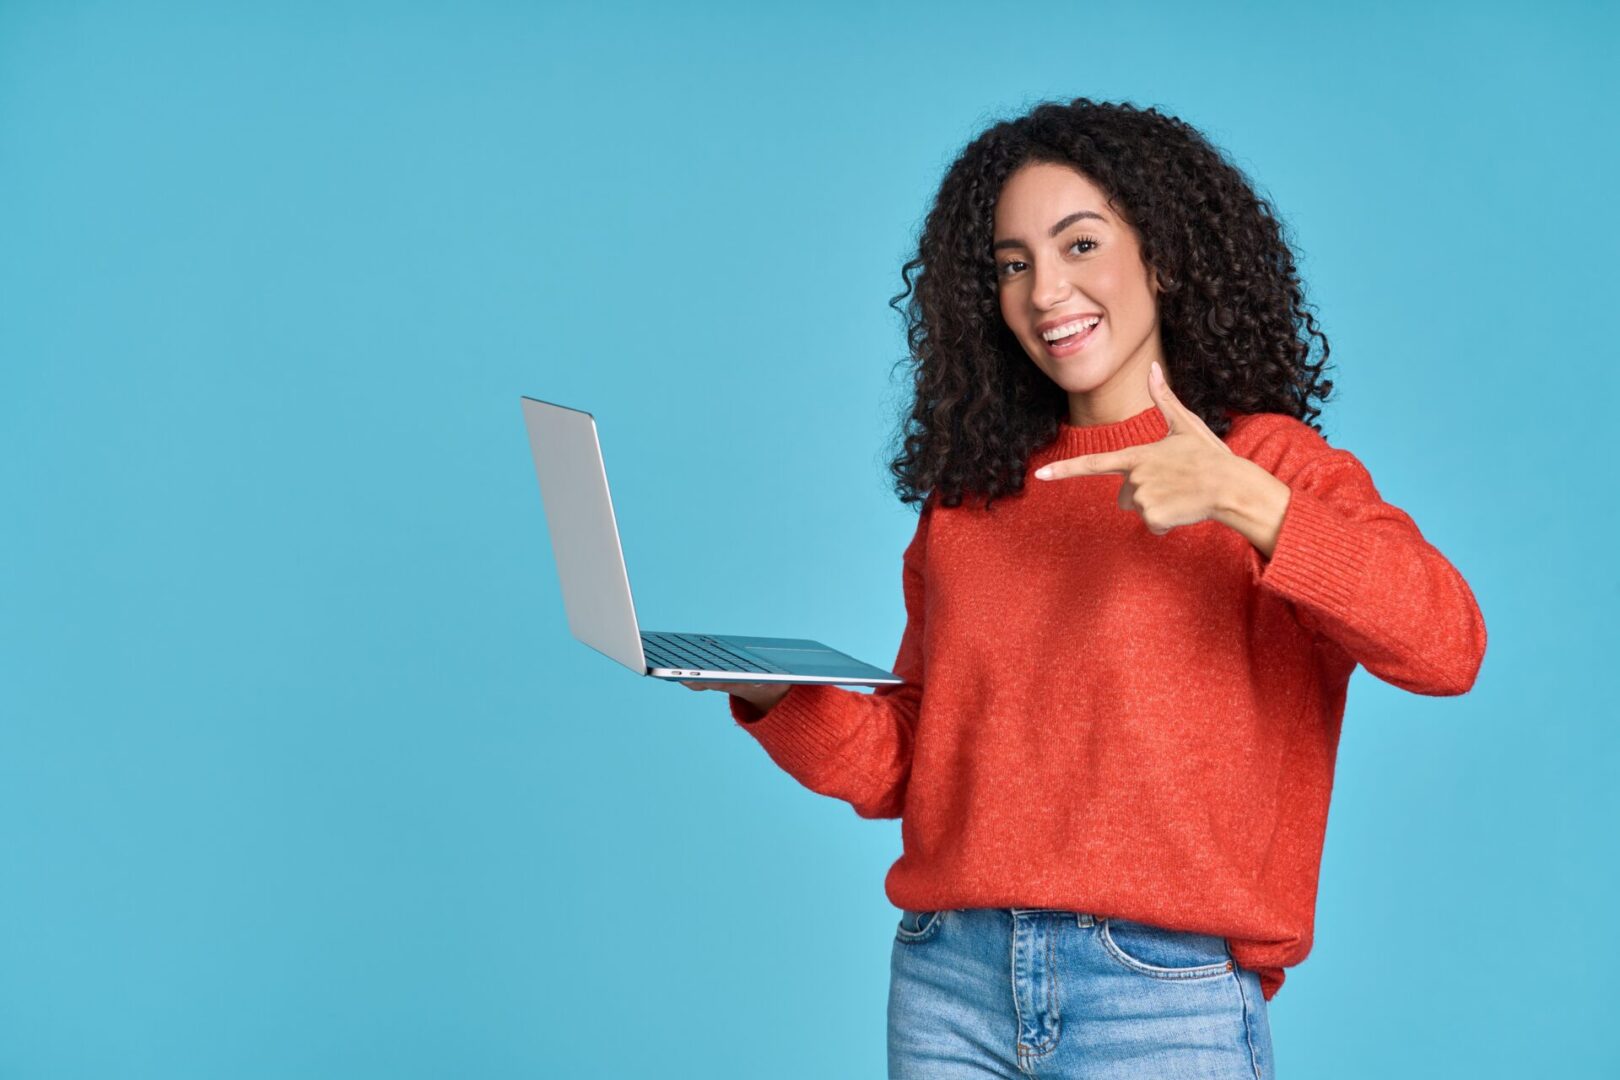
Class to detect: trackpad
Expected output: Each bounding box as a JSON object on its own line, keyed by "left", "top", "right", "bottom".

{"left": 747, "top": 647, "right": 854, "bottom": 676}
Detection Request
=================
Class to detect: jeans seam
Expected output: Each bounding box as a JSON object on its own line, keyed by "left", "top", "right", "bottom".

{"left": 895, "top": 909, "right": 942, "bottom": 943}
{"left": 1098, "top": 919, "right": 1234, "bottom": 980}
{"left": 1232, "top": 960, "right": 1263, "bottom": 1080}
{"left": 1014, "top": 919, "right": 1060, "bottom": 1059}
{"left": 1010, "top": 916, "right": 1025, "bottom": 1061}
{"left": 1046, "top": 921, "right": 1060, "bottom": 1048}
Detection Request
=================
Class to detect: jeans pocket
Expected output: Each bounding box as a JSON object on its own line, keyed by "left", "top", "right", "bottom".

{"left": 894, "top": 909, "right": 943, "bottom": 944}
{"left": 1098, "top": 918, "right": 1235, "bottom": 980}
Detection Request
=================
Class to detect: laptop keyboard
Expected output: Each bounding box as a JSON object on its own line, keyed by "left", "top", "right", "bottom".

{"left": 641, "top": 632, "right": 790, "bottom": 675}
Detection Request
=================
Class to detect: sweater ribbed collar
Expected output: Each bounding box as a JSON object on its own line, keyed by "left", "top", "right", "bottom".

{"left": 1031, "top": 403, "right": 1169, "bottom": 465}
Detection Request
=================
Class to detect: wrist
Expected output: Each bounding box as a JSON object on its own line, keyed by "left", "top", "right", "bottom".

{"left": 739, "top": 684, "right": 791, "bottom": 716}
{"left": 1214, "top": 457, "right": 1291, "bottom": 559}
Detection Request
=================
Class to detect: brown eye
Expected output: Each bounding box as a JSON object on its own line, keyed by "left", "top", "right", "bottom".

{"left": 998, "top": 236, "right": 1099, "bottom": 278}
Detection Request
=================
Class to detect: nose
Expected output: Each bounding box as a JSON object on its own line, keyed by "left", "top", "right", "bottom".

{"left": 1030, "top": 258, "right": 1074, "bottom": 309}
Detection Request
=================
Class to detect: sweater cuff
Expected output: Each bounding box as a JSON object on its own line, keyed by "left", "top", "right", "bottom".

{"left": 1257, "top": 486, "right": 1375, "bottom": 619}
{"left": 729, "top": 683, "right": 857, "bottom": 778}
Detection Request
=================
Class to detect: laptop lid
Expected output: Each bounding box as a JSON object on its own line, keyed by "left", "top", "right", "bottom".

{"left": 519, "top": 396, "right": 648, "bottom": 673}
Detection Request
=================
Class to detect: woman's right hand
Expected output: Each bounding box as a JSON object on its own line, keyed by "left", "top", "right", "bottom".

{"left": 679, "top": 679, "right": 792, "bottom": 716}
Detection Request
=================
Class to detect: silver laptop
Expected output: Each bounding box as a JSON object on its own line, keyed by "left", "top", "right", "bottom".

{"left": 520, "top": 395, "right": 903, "bottom": 686}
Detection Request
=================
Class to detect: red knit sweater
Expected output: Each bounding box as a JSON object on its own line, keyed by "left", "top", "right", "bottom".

{"left": 728, "top": 404, "right": 1486, "bottom": 1000}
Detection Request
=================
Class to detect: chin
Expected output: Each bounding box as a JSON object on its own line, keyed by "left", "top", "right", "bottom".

{"left": 1039, "top": 356, "right": 1114, "bottom": 394}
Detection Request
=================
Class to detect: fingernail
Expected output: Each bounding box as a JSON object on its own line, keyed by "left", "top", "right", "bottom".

{"left": 1035, "top": 466, "right": 1052, "bottom": 479}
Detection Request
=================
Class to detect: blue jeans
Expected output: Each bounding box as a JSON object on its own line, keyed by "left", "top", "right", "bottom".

{"left": 888, "top": 908, "right": 1275, "bottom": 1079}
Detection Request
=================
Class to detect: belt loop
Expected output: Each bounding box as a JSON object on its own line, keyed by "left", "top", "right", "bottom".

{"left": 1076, "top": 912, "right": 1095, "bottom": 928}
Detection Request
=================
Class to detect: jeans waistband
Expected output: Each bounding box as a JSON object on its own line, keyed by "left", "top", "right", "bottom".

{"left": 1008, "top": 908, "right": 1097, "bottom": 927}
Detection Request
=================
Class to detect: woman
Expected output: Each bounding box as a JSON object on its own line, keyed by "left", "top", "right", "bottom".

{"left": 685, "top": 97, "right": 1486, "bottom": 1079}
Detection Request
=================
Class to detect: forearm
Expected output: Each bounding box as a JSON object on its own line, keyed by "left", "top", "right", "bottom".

{"left": 731, "top": 682, "right": 920, "bottom": 819}
{"left": 1213, "top": 456, "right": 1293, "bottom": 559}
{"left": 1215, "top": 452, "right": 1487, "bottom": 695}
{"left": 732, "top": 683, "right": 792, "bottom": 721}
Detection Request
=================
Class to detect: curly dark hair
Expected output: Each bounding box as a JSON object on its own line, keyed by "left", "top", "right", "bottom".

{"left": 886, "top": 97, "right": 1336, "bottom": 511}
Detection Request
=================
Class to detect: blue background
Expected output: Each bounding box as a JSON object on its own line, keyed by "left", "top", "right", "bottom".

{"left": 2, "top": 2, "right": 1614, "bottom": 1076}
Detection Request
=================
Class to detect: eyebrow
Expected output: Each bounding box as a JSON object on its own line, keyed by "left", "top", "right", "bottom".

{"left": 992, "top": 210, "right": 1107, "bottom": 252}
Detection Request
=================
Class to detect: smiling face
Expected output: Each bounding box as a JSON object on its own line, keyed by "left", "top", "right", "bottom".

{"left": 993, "top": 161, "right": 1167, "bottom": 427}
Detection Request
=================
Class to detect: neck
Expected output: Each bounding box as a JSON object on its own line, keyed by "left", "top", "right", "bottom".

{"left": 1068, "top": 389, "right": 1153, "bottom": 428}
{"left": 1065, "top": 347, "right": 1165, "bottom": 427}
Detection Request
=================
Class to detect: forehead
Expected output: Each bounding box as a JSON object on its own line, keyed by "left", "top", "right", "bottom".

{"left": 993, "top": 162, "right": 1114, "bottom": 228}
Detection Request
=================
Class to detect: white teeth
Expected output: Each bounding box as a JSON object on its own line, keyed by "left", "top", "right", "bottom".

{"left": 1041, "top": 316, "right": 1101, "bottom": 342}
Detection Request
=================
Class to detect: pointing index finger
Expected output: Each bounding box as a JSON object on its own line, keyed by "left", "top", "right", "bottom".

{"left": 1035, "top": 448, "right": 1137, "bottom": 480}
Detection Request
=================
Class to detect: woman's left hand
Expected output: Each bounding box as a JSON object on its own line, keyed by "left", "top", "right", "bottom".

{"left": 1033, "top": 361, "right": 1238, "bottom": 537}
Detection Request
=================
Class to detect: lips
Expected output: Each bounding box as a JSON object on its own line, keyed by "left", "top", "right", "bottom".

{"left": 1042, "top": 316, "right": 1102, "bottom": 357}
{"left": 1036, "top": 312, "right": 1104, "bottom": 334}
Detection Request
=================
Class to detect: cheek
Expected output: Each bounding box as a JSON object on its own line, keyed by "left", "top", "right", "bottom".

{"left": 1089, "top": 266, "right": 1123, "bottom": 299}
{"left": 1099, "top": 262, "right": 1155, "bottom": 316}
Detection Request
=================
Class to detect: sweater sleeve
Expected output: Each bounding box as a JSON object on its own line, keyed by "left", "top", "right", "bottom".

{"left": 727, "top": 500, "right": 932, "bottom": 820}
{"left": 1254, "top": 448, "right": 1487, "bottom": 696}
